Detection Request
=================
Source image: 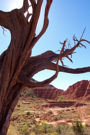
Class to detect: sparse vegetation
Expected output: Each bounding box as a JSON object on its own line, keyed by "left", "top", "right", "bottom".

{"left": 7, "top": 96, "right": 90, "bottom": 135}
{"left": 57, "top": 95, "right": 71, "bottom": 102}
{"left": 57, "top": 96, "right": 65, "bottom": 102}
{"left": 55, "top": 125, "right": 62, "bottom": 134}
{"left": 72, "top": 120, "right": 84, "bottom": 135}
{"left": 52, "top": 113, "right": 62, "bottom": 121}
{"left": 20, "top": 89, "right": 36, "bottom": 98}
{"left": 30, "top": 122, "right": 53, "bottom": 134}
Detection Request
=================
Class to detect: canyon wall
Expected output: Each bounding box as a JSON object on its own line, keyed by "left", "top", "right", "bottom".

{"left": 33, "top": 80, "right": 90, "bottom": 100}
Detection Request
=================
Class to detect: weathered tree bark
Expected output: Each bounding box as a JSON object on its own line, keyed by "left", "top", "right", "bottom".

{"left": 0, "top": 0, "right": 90, "bottom": 134}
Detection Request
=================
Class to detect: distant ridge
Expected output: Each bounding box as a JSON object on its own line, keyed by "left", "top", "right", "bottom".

{"left": 63, "top": 80, "right": 90, "bottom": 100}
{"left": 33, "top": 80, "right": 90, "bottom": 100}
{"left": 33, "top": 85, "right": 63, "bottom": 99}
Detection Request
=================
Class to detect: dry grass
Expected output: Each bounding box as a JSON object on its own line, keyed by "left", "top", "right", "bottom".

{"left": 7, "top": 125, "right": 19, "bottom": 135}
{"left": 8, "top": 97, "right": 90, "bottom": 135}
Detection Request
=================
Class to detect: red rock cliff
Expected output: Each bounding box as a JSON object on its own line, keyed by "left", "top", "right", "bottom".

{"left": 33, "top": 80, "right": 90, "bottom": 100}
{"left": 64, "top": 80, "right": 90, "bottom": 100}
{"left": 33, "top": 85, "right": 63, "bottom": 99}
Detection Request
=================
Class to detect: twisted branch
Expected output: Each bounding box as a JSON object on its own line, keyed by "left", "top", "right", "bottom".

{"left": 18, "top": 57, "right": 59, "bottom": 88}
{"left": 59, "top": 33, "right": 90, "bottom": 66}
{"left": 17, "top": 35, "right": 90, "bottom": 88}
{"left": 30, "top": 0, "right": 36, "bottom": 10}
{"left": 32, "top": 0, "right": 53, "bottom": 45}
{"left": 23, "top": 0, "right": 30, "bottom": 12}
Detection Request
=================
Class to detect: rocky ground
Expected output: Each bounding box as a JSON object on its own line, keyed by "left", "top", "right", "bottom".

{"left": 7, "top": 80, "right": 90, "bottom": 135}
{"left": 8, "top": 97, "right": 90, "bottom": 135}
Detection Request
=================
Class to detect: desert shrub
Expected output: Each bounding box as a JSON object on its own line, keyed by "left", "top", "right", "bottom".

{"left": 52, "top": 113, "right": 62, "bottom": 121}
{"left": 20, "top": 89, "right": 36, "bottom": 98}
{"left": 20, "top": 117, "right": 27, "bottom": 123}
{"left": 72, "top": 120, "right": 84, "bottom": 135}
{"left": 57, "top": 95, "right": 71, "bottom": 102}
{"left": 18, "top": 123, "right": 30, "bottom": 135}
{"left": 40, "top": 122, "right": 53, "bottom": 134}
{"left": 17, "top": 104, "right": 20, "bottom": 108}
{"left": 40, "top": 122, "right": 48, "bottom": 134}
{"left": 26, "top": 111, "right": 31, "bottom": 116}
{"left": 55, "top": 125, "right": 62, "bottom": 134}
{"left": 30, "top": 124, "right": 39, "bottom": 134}
{"left": 56, "top": 125, "right": 70, "bottom": 135}
{"left": 24, "top": 131, "right": 30, "bottom": 135}
{"left": 29, "top": 118, "right": 36, "bottom": 125}
{"left": 30, "top": 122, "right": 54, "bottom": 134}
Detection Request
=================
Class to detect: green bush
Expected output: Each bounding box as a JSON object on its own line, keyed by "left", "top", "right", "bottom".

{"left": 18, "top": 123, "right": 29, "bottom": 135}
{"left": 53, "top": 114, "right": 62, "bottom": 121}
{"left": 72, "top": 120, "right": 84, "bottom": 135}
{"left": 55, "top": 125, "right": 61, "bottom": 134}
{"left": 30, "top": 118, "right": 36, "bottom": 125}
{"left": 20, "top": 89, "right": 36, "bottom": 98}
{"left": 30, "top": 122, "right": 53, "bottom": 134}
{"left": 26, "top": 111, "right": 31, "bottom": 116}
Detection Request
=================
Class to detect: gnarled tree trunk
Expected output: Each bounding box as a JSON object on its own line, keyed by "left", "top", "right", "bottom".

{"left": 0, "top": 0, "right": 90, "bottom": 134}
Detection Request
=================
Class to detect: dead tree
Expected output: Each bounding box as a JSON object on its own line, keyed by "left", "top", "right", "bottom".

{"left": 0, "top": 0, "right": 90, "bottom": 134}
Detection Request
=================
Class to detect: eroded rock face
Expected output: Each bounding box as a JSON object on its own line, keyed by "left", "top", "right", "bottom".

{"left": 42, "top": 101, "right": 75, "bottom": 108}
{"left": 84, "top": 81, "right": 90, "bottom": 100}
{"left": 64, "top": 80, "right": 90, "bottom": 100}
{"left": 33, "top": 80, "right": 90, "bottom": 100}
{"left": 33, "top": 85, "right": 63, "bottom": 99}
{"left": 42, "top": 101, "right": 86, "bottom": 108}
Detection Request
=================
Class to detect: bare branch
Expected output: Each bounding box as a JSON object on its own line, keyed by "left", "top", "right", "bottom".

{"left": 31, "top": 0, "right": 53, "bottom": 46}
{"left": 80, "top": 27, "right": 86, "bottom": 40}
{"left": 30, "top": 0, "right": 36, "bottom": 9}
{"left": 18, "top": 58, "right": 59, "bottom": 88}
{"left": 59, "top": 40, "right": 67, "bottom": 53}
{"left": 18, "top": 48, "right": 90, "bottom": 88}
{"left": 23, "top": 0, "right": 29, "bottom": 12}
{"left": 25, "top": 0, "right": 43, "bottom": 46}
{"left": 66, "top": 55, "right": 73, "bottom": 63}
{"left": 46, "top": 62, "right": 90, "bottom": 74}
{"left": 19, "top": 45, "right": 90, "bottom": 85}
{"left": 58, "top": 33, "right": 90, "bottom": 66}
{"left": 80, "top": 39, "right": 90, "bottom": 44}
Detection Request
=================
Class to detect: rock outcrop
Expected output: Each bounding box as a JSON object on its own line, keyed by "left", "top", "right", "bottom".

{"left": 83, "top": 81, "right": 90, "bottom": 100}
{"left": 63, "top": 80, "right": 90, "bottom": 100}
{"left": 33, "top": 80, "right": 90, "bottom": 100}
{"left": 33, "top": 85, "right": 63, "bottom": 99}
{"left": 42, "top": 101, "right": 86, "bottom": 108}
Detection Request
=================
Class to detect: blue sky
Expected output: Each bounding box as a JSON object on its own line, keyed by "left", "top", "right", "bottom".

{"left": 0, "top": 0, "right": 90, "bottom": 90}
